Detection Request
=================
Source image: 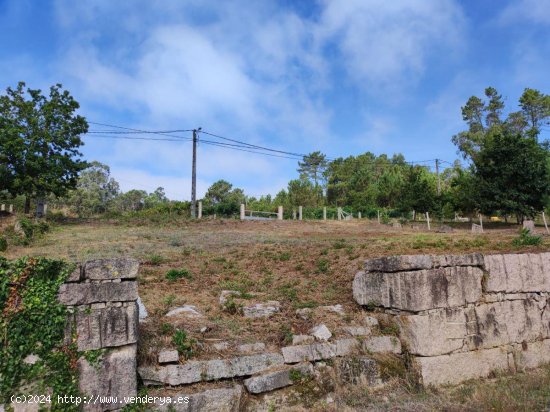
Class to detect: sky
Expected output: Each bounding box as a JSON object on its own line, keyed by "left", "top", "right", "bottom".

{"left": 1, "top": 0, "right": 549, "bottom": 200}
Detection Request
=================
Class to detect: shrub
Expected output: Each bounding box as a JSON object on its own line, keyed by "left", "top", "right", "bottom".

{"left": 512, "top": 228, "right": 542, "bottom": 247}
{"left": 165, "top": 268, "right": 192, "bottom": 281}
{"left": 0, "top": 236, "right": 7, "bottom": 252}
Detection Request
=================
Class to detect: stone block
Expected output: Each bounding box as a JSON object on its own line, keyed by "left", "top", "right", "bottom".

{"left": 66, "top": 266, "right": 82, "bottom": 282}
{"left": 83, "top": 258, "right": 139, "bottom": 280}
{"left": 415, "top": 346, "right": 509, "bottom": 386}
{"left": 310, "top": 324, "right": 332, "bottom": 341}
{"left": 58, "top": 281, "right": 138, "bottom": 305}
{"left": 353, "top": 266, "right": 483, "bottom": 311}
{"left": 243, "top": 301, "right": 280, "bottom": 318}
{"left": 336, "top": 356, "right": 382, "bottom": 386}
{"left": 153, "top": 385, "right": 243, "bottom": 412}
{"left": 342, "top": 326, "right": 371, "bottom": 337}
{"left": 281, "top": 339, "right": 358, "bottom": 363}
{"left": 363, "top": 254, "right": 483, "bottom": 273}
{"left": 78, "top": 344, "right": 137, "bottom": 411}
{"left": 292, "top": 335, "right": 315, "bottom": 345}
{"left": 362, "top": 336, "right": 401, "bottom": 354}
{"left": 237, "top": 342, "right": 266, "bottom": 354}
{"left": 219, "top": 290, "right": 241, "bottom": 305}
{"left": 139, "top": 353, "right": 284, "bottom": 386}
{"left": 159, "top": 349, "right": 179, "bottom": 364}
{"left": 75, "top": 302, "right": 138, "bottom": 351}
{"left": 484, "top": 253, "right": 550, "bottom": 293}
{"left": 514, "top": 339, "right": 550, "bottom": 370}
{"left": 243, "top": 363, "right": 313, "bottom": 394}
{"left": 166, "top": 305, "right": 203, "bottom": 318}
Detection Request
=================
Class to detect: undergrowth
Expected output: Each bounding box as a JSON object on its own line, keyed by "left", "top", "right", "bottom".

{"left": 0, "top": 256, "right": 79, "bottom": 410}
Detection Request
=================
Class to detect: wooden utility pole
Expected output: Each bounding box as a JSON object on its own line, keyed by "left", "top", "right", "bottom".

{"left": 190, "top": 128, "right": 201, "bottom": 218}
{"left": 435, "top": 159, "right": 441, "bottom": 196}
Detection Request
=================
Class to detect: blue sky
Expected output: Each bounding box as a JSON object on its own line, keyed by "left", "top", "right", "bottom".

{"left": 1, "top": 0, "right": 549, "bottom": 200}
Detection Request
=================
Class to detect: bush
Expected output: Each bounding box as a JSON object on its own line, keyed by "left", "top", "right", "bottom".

{"left": 512, "top": 228, "right": 542, "bottom": 247}
{"left": 165, "top": 268, "right": 192, "bottom": 281}
{"left": 0, "top": 236, "right": 7, "bottom": 252}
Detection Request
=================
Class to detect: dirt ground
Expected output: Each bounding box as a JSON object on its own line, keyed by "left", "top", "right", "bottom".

{"left": 3, "top": 217, "right": 550, "bottom": 410}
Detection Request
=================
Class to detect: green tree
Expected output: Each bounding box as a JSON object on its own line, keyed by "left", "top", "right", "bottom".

{"left": 68, "top": 161, "right": 120, "bottom": 216}
{"left": 144, "top": 187, "right": 168, "bottom": 208}
{"left": 287, "top": 178, "right": 321, "bottom": 207}
{"left": 297, "top": 151, "right": 328, "bottom": 187}
{"left": 518, "top": 88, "right": 550, "bottom": 137}
{"left": 472, "top": 130, "right": 549, "bottom": 223}
{"left": 203, "top": 180, "right": 245, "bottom": 216}
{"left": 399, "top": 166, "right": 437, "bottom": 213}
{"left": 0, "top": 82, "right": 88, "bottom": 213}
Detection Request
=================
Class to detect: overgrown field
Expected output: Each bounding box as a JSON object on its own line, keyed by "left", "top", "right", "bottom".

{"left": 2, "top": 217, "right": 550, "bottom": 410}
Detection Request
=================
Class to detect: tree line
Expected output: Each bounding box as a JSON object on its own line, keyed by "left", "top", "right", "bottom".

{"left": 1, "top": 82, "right": 549, "bottom": 222}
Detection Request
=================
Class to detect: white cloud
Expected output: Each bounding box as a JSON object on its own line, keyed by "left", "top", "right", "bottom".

{"left": 316, "top": 0, "right": 465, "bottom": 95}
{"left": 498, "top": 0, "right": 550, "bottom": 25}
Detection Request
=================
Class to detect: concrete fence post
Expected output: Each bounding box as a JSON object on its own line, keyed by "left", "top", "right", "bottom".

{"left": 277, "top": 206, "right": 283, "bottom": 220}
{"left": 358, "top": 212, "right": 362, "bottom": 219}
{"left": 338, "top": 207, "right": 342, "bottom": 221}
{"left": 298, "top": 206, "right": 303, "bottom": 221}
{"left": 1, "top": 204, "right": 4, "bottom": 211}
{"left": 377, "top": 210, "right": 381, "bottom": 224}
{"left": 240, "top": 204, "right": 245, "bottom": 220}
{"left": 9, "top": 204, "right": 13, "bottom": 213}
{"left": 323, "top": 207, "right": 327, "bottom": 221}
{"left": 426, "top": 212, "right": 431, "bottom": 231}
{"left": 198, "top": 201, "right": 202, "bottom": 219}
{"left": 479, "top": 214, "right": 483, "bottom": 233}
{"left": 292, "top": 209, "right": 296, "bottom": 220}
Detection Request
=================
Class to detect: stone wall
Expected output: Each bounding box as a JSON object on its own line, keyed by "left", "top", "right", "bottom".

{"left": 353, "top": 252, "right": 550, "bottom": 385}
{"left": 58, "top": 258, "right": 139, "bottom": 411}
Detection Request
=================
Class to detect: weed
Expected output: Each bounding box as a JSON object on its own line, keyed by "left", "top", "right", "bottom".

{"left": 147, "top": 254, "right": 165, "bottom": 265}
{"left": 222, "top": 297, "right": 243, "bottom": 315}
{"left": 379, "top": 317, "right": 400, "bottom": 336}
{"left": 172, "top": 329, "right": 196, "bottom": 359}
{"left": 163, "top": 294, "right": 176, "bottom": 308}
{"left": 512, "top": 228, "right": 542, "bottom": 247}
{"left": 316, "top": 259, "right": 329, "bottom": 273}
{"left": 0, "top": 236, "right": 7, "bottom": 252}
{"left": 320, "top": 248, "right": 328, "bottom": 255}
{"left": 165, "top": 268, "right": 193, "bottom": 281}
{"left": 333, "top": 240, "right": 347, "bottom": 249}
{"left": 161, "top": 323, "right": 175, "bottom": 335}
{"left": 278, "top": 251, "right": 291, "bottom": 261}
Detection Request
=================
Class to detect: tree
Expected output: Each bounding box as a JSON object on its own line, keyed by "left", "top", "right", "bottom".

{"left": 472, "top": 129, "right": 549, "bottom": 223}
{"left": 68, "top": 161, "right": 120, "bottom": 216}
{"left": 144, "top": 187, "right": 168, "bottom": 208}
{"left": 203, "top": 180, "right": 245, "bottom": 216}
{"left": 453, "top": 87, "right": 550, "bottom": 161}
{"left": 297, "top": 151, "right": 328, "bottom": 187}
{"left": 0, "top": 82, "right": 88, "bottom": 213}
{"left": 399, "top": 166, "right": 437, "bottom": 213}
{"left": 116, "top": 190, "right": 147, "bottom": 212}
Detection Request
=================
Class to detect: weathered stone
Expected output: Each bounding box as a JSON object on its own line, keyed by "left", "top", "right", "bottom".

{"left": 139, "top": 353, "right": 284, "bottom": 386}
{"left": 153, "top": 385, "right": 243, "bottom": 412}
{"left": 353, "top": 266, "right": 483, "bottom": 311}
{"left": 78, "top": 344, "right": 137, "bottom": 411}
{"left": 58, "top": 281, "right": 137, "bottom": 305}
{"left": 75, "top": 302, "right": 138, "bottom": 351}
{"left": 363, "top": 336, "right": 401, "bottom": 354}
{"left": 282, "top": 339, "right": 358, "bottom": 363}
{"left": 219, "top": 290, "right": 241, "bottom": 305}
{"left": 244, "top": 363, "right": 313, "bottom": 394}
{"left": 415, "top": 346, "right": 509, "bottom": 386}
{"left": 66, "top": 266, "right": 82, "bottom": 282}
{"left": 83, "top": 258, "right": 139, "bottom": 280}
{"left": 295, "top": 308, "right": 312, "bottom": 319}
{"left": 159, "top": 349, "right": 179, "bottom": 364}
{"left": 342, "top": 326, "right": 371, "bottom": 337}
{"left": 336, "top": 356, "right": 382, "bottom": 386}
{"left": 514, "top": 339, "right": 550, "bottom": 370}
{"left": 243, "top": 301, "right": 280, "bottom": 318}
{"left": 237, "top": 342, "right": 266, "bottom": 354}
{"left": 364, "top": 253, "right": 483, "bottom": 273}
{"left": 319, "top": 304, "right": 345, "bottom": 315}
{"left": 166, "top": 305, "right": 203, "bottom": 318}
{"left": 436, "top": 225, "right": 454, "bottom": 233}
{"left": 292, "top": 335, "right": 315, "bottom": 345}
{"left": 396, "top": 308, "right": 468, "bottom": 356}
{"left": 137, "top": 296, "right": 148, "bottom": 322}
{"left": 364, "top": 315, "right": 379, "bottom": 327}
{"left": 484, "top": 253, "right": 550, "bottom": 293}
{"left": 310, "top": 324, "right": 332, "bottom": 341}
{"left": 212, "top": 342, "right": 230, "bottom": 351}
{"left": 523, "top": 220, "right": 535, "bottom": 233}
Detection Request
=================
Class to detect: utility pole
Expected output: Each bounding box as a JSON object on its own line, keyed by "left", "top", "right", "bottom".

{"left": 435, "top": 158, "right": 441, "bottom": 196}
{"left": 191, "top": 127, "right": 201, "bottom": 218}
